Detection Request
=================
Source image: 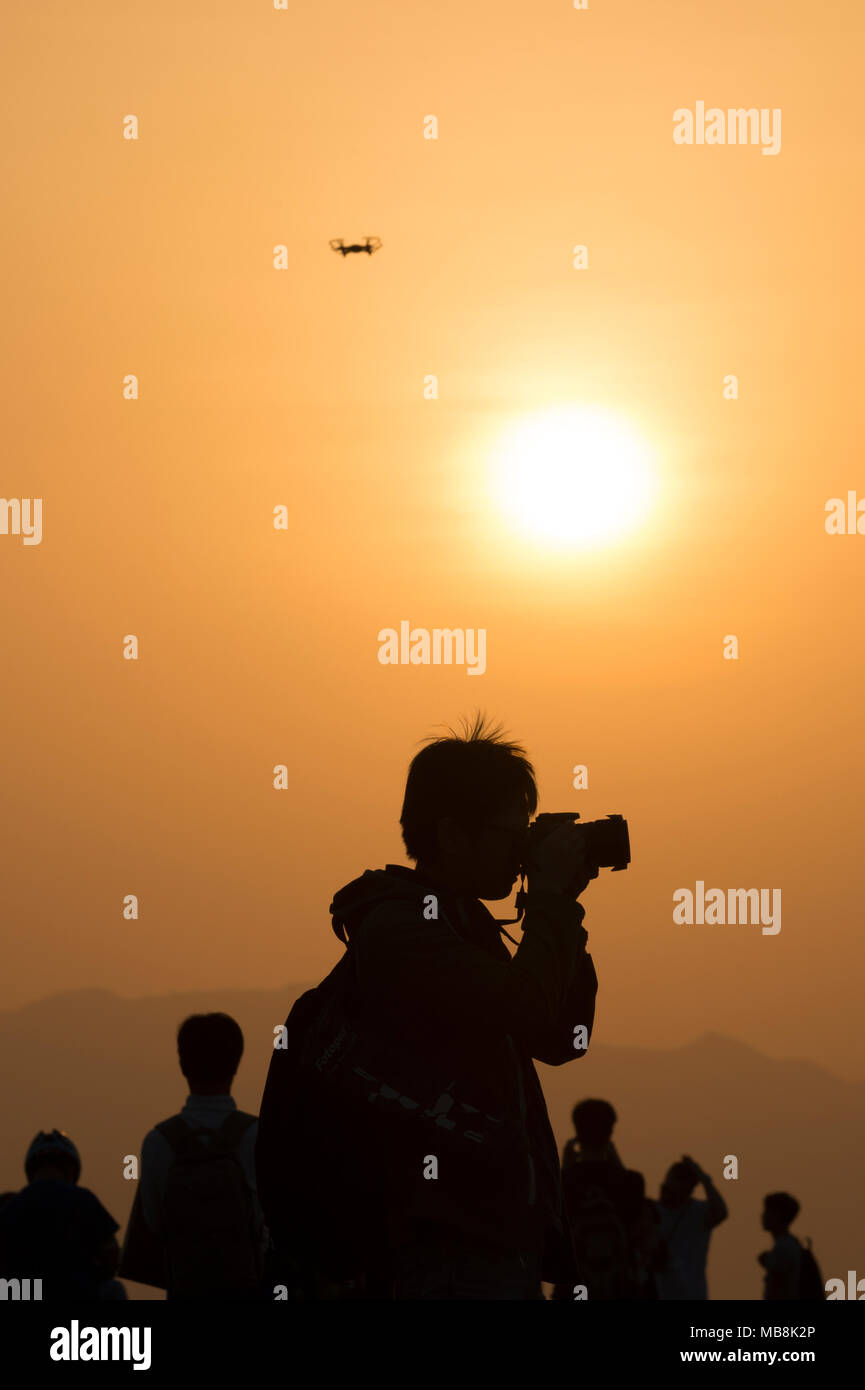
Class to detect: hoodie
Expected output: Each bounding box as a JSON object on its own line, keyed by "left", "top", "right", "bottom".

{"left": 328, "top": 864, "right": 598, "bottom": 1280}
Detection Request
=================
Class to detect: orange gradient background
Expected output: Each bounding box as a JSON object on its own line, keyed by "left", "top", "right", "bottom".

{"left": 2, "top": 0, "right": 863, "bottom": 1095}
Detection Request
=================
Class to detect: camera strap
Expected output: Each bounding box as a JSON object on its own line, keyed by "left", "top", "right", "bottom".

{"left": 493, "top": 876, "right": 528, "bottom": 932}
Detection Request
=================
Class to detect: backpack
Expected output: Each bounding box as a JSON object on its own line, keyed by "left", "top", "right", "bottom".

{"left": 563, "top": 1173, "right": 634, "bottom": 1300}
{"left": 156, "top": 1111, "right": 262, "bottom": 1297}
{"left": 256, "top": 961, "right": 357, "bottom": 1287}
{"left": 256, "top": 940, "right": 522, "bottom": 1285}
{"left": 797, "top": 1238, "right": 826, "bottom": 1300}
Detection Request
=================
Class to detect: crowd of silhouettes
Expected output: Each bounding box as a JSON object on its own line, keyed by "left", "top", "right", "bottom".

{"left": 0, "top": 719, "right": 831, "bottom": 1301}
{"left": 0, "top": 1075, "right": 827, "bottom": 1302}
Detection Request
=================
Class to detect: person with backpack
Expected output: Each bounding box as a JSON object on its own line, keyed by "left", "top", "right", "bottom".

{"left": 553, "top": 1098, "right": 647, "bottom": 1299}
{"left": 123, "top": 1012, "right": 267, "bottom": 1300}
{"left": 654, "top": 1156, "right": 728, "bottom": 1300}
{"left": 256, "top": 715, "right": 600, "bottom": 1300}
{"left": 0, "top": 1130, "right": 125, "bottom": 1300}
{"left": 630, "top": 1197, "right": 668, "bottom": 1300}
{"left": 758, "top": 1191, "right": 825, "bottom": 1300}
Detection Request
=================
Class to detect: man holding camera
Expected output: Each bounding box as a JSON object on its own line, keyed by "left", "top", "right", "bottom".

{"left": 258, "top": 716, "right": 601, "bottom": 1299}
{"left": 654, "top": 1157, "right": 729, "bottom": 1300}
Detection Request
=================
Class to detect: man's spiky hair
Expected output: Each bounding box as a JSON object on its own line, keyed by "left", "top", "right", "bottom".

{"left": 400, "top": 712, "right": 538, "bottom": 862}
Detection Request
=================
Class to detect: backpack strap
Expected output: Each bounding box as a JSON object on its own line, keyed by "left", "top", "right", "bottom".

{"left": 209, "top": 1111, "right": 257, "bottom": 1154}
{"left": 155, "top": 1116, "right": 210, "bottom": 1159}
{"left": 155, "top": 1113, "right": 255, "bottom": 1158}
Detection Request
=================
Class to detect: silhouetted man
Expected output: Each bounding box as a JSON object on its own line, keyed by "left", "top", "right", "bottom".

{"left": 0, "top": 1130, "right": 124, "bottom": 1299}
{"left": 555, "top": 1098, "right": 646, "bottom": 1299}
{"left": 654, "top": 1156, "right": 728, "bottom": 1300}
{"left": 757, "top": 1191, "right": 830, "bottom": 1300}
{"left": 257, "top": 715, "right": 599, "bottom": 1299}
{"left": 121, "top": 1012, "right": 266, "bottom": 1299}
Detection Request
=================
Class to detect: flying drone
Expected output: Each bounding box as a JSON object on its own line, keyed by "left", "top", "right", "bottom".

{"left": 329, "top": 236, "right": 382, "bottom": 257}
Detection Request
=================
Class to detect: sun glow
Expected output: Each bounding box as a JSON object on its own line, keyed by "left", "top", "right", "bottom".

{"left": 493, "top": 404, "right": 655, "bottom": 549}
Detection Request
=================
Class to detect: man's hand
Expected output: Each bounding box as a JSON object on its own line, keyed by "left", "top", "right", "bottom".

{"left": 527, "top": 822, "right": 598, "bottom": 899}
{"left": 682, "top": 1155, "right": 729, "bottom": 1228}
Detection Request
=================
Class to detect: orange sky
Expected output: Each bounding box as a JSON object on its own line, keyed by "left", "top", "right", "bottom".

{"left": 2, "top": 0, "right": 864, "bottom": 1079}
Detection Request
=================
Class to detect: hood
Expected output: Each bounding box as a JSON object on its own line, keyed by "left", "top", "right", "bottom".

{"left": 329, "top": 865, "right": 431, "bottom": 944}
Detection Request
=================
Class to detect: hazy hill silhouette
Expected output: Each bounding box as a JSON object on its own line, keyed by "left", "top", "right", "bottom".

{"left": 2, "top": 988, "right": 861, "bottom": 1301}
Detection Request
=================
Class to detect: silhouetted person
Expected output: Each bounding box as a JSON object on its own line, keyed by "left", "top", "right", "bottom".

{"left": 257, "top": 715, "right": 599, "bottom": 1300}
{"left": 0, "top": 1130, "right": 124, "bottom": 1299}
{"left": 631, "top": 1197, "right": 668, "bottom": 1300}
{"left": 654, "top": 1156, "right": 728, "bottom": 1299}
{"left": 554, "top": 1098, "right": 647, "bottom": 1299}
{"left": 759, "top": 1191, "right": 824, "bottom": 1300}
{"left": 120, "top": 1012, "right": 266, "bottom": 1300}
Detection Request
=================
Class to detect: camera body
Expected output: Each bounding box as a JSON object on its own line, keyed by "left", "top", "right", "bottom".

{"left": 521, "top": 811, "right": 630, "bottom": 882}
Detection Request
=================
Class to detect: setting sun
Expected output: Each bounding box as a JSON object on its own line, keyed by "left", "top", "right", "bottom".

{"left": 493, "top": 404, "right": 656, "bottom": 549}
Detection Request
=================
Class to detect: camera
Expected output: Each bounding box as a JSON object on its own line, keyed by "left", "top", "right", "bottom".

{"left": 520, "top": 811, "right": 630, "bottom": 882}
